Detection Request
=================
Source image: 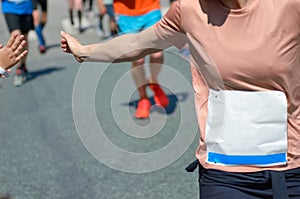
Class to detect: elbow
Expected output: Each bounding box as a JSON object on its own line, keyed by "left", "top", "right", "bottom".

{"left": 114, "top": 48, "right": 161, "bottom": 63}
{"left": 111, "top": 48, "right": 145, "bottom": 63}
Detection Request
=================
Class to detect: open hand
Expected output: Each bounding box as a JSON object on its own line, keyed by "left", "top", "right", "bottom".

{"left": 0, "top": 33, "right": 27, "bottom": 71}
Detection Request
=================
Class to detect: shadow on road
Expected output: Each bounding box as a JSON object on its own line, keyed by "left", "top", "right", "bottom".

{"left": 127, "top": 92, "right": 189, "bottom": 115}
{"left": 45, "top": 43, "right": 61, "bottom": 51}
{"left": 27, "top": 66, "right": 65, "bottom": 81}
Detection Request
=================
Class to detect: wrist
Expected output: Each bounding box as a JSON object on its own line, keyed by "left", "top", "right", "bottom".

{"left": 78, "top": 46, "right": 86, "bottom": 58}
{"left": 0, "top": 66, "right": 9, "bottom": 77}
{"left": 78, "top": 45, "right": 92, "bottom": 59}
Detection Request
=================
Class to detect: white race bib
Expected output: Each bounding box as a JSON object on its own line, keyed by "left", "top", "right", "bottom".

{"left": 205, "top": 89, "right": 288, "bottom": 166}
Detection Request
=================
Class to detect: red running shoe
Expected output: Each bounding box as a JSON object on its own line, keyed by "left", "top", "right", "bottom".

{"left": 149, "top": 83, "right": 169, "bottom": 108}
{"left": 39, "top": 45, "right": 46, "bottom": 54}
{"left": 135, "top": 98, "right": 151, "bottom": 119}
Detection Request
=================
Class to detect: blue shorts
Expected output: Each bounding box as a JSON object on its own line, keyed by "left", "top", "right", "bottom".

{"left": 115, "top": 9, "right": 161, "bottom": 34}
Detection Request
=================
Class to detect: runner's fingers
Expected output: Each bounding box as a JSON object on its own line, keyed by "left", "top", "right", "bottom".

{"left": 11, "top": 35, "right": 25, "bottom": 51}
{"left": 15, "top": 50, "right": 28, "bottom": 62}
{"left": 61, "top": 44, "right": 70, "bottom": 52}
{"left": 61, "top": 39, "right": 66, "bottom": 46}
{"left": 61, "top": 36, "right": 67, "bottom": 43}
{"left": 6, "top": 32, "right": 19, "bottom": 48}
{"left": 14, "top": 41, "right": 26, "bottom": 56}
{"left": 61, "top": 39, "right": 69, "bottom": 48}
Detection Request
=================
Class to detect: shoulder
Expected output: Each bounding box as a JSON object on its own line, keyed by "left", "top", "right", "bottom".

{"left": 260, "top": 0, "right": 300, "bottom": 20}
{"left": 273, "top": 0, "right": 300, "bottom": 9}
{"left": 277, "top": 0, "right": 300, "bottom": 18}
{"left": 287, "top": 0, "right": 300, "bottom": 14}
{"left": 286, "top": 0, "right": 300, "bottom": 6}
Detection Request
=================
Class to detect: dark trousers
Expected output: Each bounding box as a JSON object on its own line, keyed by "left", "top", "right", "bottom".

{"left": 199, "top": 166, "right": 300, "bottom": 199}
{"left": 186, "top": 160, "right": 300, "bottom": 199}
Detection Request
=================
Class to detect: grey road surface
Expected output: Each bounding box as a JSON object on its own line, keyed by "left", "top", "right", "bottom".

{"left": 0, "top": 0, "right": 200, "bottom": 198}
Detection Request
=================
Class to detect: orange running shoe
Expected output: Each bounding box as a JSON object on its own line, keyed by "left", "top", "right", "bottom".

{"left": 135, "top": 98, "right": 151, "bottom": 119}
{"left": 149, "top": 83, "right": 169, "bottom": 108}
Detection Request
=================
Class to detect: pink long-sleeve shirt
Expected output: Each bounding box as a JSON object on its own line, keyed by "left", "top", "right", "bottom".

{"left": 155, "top": 0, "right": 300, "bottom": 172}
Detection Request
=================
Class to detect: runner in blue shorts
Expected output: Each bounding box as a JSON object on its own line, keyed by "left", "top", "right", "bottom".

{"left": 116, "top": 9, "right": 162, "bottom": 35}
{"left": 2, "top": 0, "right": 34, "bottom": 87}
{"left": 111, "top": 0, "right": 169, "bottom": 119}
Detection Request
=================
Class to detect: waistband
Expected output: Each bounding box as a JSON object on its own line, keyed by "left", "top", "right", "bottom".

{"left": 186, "top": 160, "right": 300, "bottom": 199}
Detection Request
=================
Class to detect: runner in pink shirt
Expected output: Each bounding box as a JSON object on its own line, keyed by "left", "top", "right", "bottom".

{"left": 61, "top": 0, "right": 300, "bottom": 198}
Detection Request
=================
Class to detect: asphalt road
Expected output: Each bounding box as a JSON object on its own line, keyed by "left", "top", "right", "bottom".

{"left": 0, "top": 1, "right": 200, "bottom": 198}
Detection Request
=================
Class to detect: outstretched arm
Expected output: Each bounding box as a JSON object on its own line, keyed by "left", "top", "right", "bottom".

{"left": 60, "top": 27, "right": 173, "bottom": 63}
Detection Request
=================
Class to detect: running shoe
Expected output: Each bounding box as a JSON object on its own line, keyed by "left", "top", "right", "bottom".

{"left": 79, "top": 27, "right": 84, "bottom": 34}
{"left": 13, "top": 69, "right": 26, "bottom": 87}
{"left": 39, "top": 45, "right": 46, "bottom": 54}
{"left": 96, "top": 28, "right": 105, "bottom": 38}
{"left": 135, "top": 98, "right": 151, "bottom": 119}
{"left": 149, "top": 83, "right": 169, "bottom": 108}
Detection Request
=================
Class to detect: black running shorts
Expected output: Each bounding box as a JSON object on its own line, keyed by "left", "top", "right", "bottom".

{"left": 33, "top": 0, "right": 47, "bottom": 11}
{"left": 4, "top": 13, "right": 34, "bottom": 34}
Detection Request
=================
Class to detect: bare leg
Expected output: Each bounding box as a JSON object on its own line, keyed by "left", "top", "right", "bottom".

{"left": 68, "top": 0, "right": 74, "bottom": 25}
{"left": 148, "top": 51, "right": 163, "bottom": 84}
{"left": 131, "top": 58, "right": 152, "bottom": 119}
{"left": 33, "top": 8, "right": 47, "bottom": 53}
{"left": 75, "top": 0, "right": 83, "bottom": 33}
{"left": 148, "top": 51, "right": 169, "bottom": 108}
{"left": 12, "top": 30, "right": 29, "bottom": 86}
{"left": 109, "top": 17, "right": 118, "bottom": 36}
{"left": 131, "top": 58, "right": 147, "bottom": 99}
